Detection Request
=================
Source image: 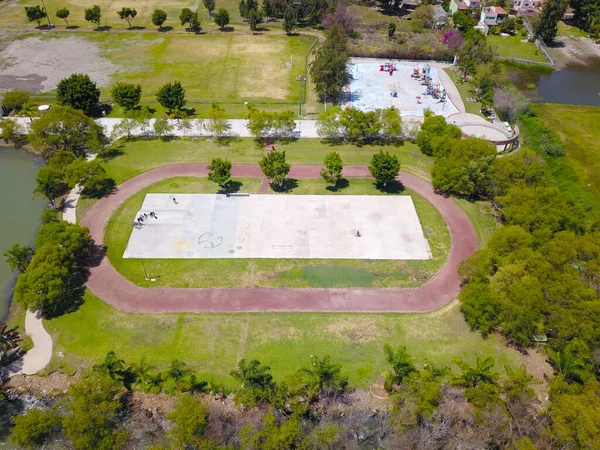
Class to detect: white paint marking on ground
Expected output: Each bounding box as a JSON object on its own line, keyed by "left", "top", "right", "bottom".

{"left": 123, "top": 194, "right": 432, "bottom": 260}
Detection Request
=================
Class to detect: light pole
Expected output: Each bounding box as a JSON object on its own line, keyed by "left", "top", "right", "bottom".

{"left": 296, "top": 75, "right": 306, "bottom": 117}
{"left": 40, "top": 0, "right": 52, "bottom": 26}
{"left": 141, "top": 258, "right": 149, "bottom": 281}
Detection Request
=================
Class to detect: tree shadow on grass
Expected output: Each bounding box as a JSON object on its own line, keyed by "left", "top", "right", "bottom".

{"left": 158, "top": 26, "right": 174, "bottom": 32}
{"left": 95, "top": 26, "right": 112, "bottom": 32}
{"left": 326, "top": 178, "right": 350, "bottom": 192}
{"left": 374, "top": 180, "right": 405, "bottom": 194}
{"left": 272, "top": 178, "right": 298, "bottom": 192}
{"left": 217, "top": 180, "right": 243, "bottom": 194}
{"left": 130, "top": 26, "right": 146, "bottom": 31}
{"left": 99, "top": 144, "right": 125, "bottom": 162}
{"left": 66, "top": 25, "right": 80, "bottom": 30}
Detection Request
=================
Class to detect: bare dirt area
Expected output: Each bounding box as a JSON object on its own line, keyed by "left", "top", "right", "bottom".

{"left": 551, "top": 34, "right": 600, "bottom": 68}
{"left": 0, "top": 36, "right": 117, "bottom": 92}
{"left": 517, "top": 345, "right": 553, "bottom": 405}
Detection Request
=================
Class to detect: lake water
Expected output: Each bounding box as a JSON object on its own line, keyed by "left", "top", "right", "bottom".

{"left": 0, "top": 148, "right": 44, "bottom": 320}
{"left": 510, "top": 58, "right": 600, "bottom": 106}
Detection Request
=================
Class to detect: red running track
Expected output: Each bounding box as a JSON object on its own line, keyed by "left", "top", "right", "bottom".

{"left": 81, "top": 165, "right": 478, "bottom": 313}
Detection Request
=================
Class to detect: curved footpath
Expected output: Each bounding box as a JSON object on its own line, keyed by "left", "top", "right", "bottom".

{"left": 81, "top": 165, "right": 478, "bottom": 313}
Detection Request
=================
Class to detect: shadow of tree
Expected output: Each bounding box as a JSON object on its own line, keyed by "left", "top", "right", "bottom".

{"left": 326, "top": 178, "right": 350, "bottom": 192}
{"left": 374, "top": 180, "right": 405, "bottom": 194}
{"left": 217, "top": 180, "right": 243, "bottom": 194}
{"left": 272, "top": 178, "right": 298, "bottom": 192}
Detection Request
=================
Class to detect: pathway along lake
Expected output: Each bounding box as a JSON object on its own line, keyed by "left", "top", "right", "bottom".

{"left": 0, "top": 148, "right": 44, "bottom": 320}
{"left": 510, "top": 58, "right": 600, "bottom": 106}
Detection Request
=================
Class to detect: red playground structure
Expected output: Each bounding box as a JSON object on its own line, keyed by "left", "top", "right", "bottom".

{"left": 379, "top": 62, "right": 396, "bottom": 76}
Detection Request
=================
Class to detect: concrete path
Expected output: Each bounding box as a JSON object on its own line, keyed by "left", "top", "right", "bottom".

{"left": 80, "top": 164, "right": 479, "bottom": 313}
{"left": 4, "top": 310, "right": 53, "bottom": 377}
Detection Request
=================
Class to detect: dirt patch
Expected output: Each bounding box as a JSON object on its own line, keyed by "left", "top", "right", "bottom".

{"left": 551, "top": 34, "right": 600, "bottom": 68}
{"left": 518, "top": 344, "right": 553, "bottom": 405}
{"left": 324, "top": 318, "right": 386, "bottom": 342}
{"left": 0, "top": 36, "right": 117, "bottom": 92}
{"left": 6, "top": 372, "right": 75, "bottom": 397}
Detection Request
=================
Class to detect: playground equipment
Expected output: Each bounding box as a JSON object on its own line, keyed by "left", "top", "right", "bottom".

{"left": 380, "top": 61, "right": 397, "bottom": 76}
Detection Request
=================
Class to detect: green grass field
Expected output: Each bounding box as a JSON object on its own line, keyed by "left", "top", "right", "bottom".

{"left": 488, "top": 35, "right": 547, "bottom": 63}
{"left": 443, "top": 68, "right": 484, "bottom": 117}
{"left": 532, "top": 104, "right": 600, "bottom": 211}
{"left": 102, "top": 138, "right": 432, "bottom": 184}
{"left": 22, "top": 32, "right": 317, "bottom": 116}
{"left": 44, "top": 290, "right": 522, "bottom": 387}
{"left": 104, "top": 176, "right": 449, "bottom": 288}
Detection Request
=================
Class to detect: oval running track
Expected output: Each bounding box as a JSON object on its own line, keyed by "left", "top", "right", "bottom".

{"left": 81, "top": 165, "right": 478, "bottom": 313}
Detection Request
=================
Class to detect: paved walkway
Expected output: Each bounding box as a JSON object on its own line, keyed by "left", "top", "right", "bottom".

{"left": 80, "top": 165, "right": 478, "bottom": 313}
{"left": 4, "top": 310, "right": 53, "bottom": 377}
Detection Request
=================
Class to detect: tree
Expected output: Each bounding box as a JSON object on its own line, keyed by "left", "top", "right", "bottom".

{"left": 416, "top": 114, "right": 452, "bottom": 156}
{"left": 387, "top": 21, "right": 396, "bottom": 38}
{"left": 383, "top": 344, "right": 416, "bottom": 392}
{"left": 24, "top": 5, "right": 47, "bottom": 27}
{"left": 206, "top": 103, "right": 230, "bottom": 139}
{"left": 111, "top": 118, "right": 137, "bottom": 140}
{"left": 153, "top": 117, "right": 174, "bottom": 138}
{"left": 230, "top": 359, "right": 278, "bottom": 407}
{"left": 316, "top": 107, "right": 342, "bottom": 142}
{"left": 13, "top": 244, "right": 82, "bottom": 315}
{"left": 453, "top": 355, "right": 500, "bottom": 389}
{"left": 248, "top": 9, "right": 264, "bottom": 33}
{"left": 321, "top": 152, "right": 344, "bottom": 187}
{"left": 340, "top": 108, "right": 381, "bottom": 142}
{"left": 214, "top": 8, "right": 230, "bottom": 30}
{"left": 93, "top": 351, "right": 126, "bottom": 381}
{"left": 34, "top": 221, "right": 92, "bottom": 267}
{"left": 456, "top": 30, "right": 496, "bottom": 79}
{"left": 116, "top": 7, "right": 137, "bottom": 29}
{"left": 452, "top": 10, "right": 476, "bottom": 32}
{"left": 29, "top": 106, "right": 105, "bottom": 158}
{"left": 65, "top": 158, "right": 111, "bottom": 196}
{"left": 259, "top": 149, "right": 291, "bottom": 188}
{"left": 410, "top": 5, "right": 435, "bottom": 32}
{"left": 535, "top": 0, "right": 569, "bottom": 41}
{"left": 1, "top": 90, "right": 30, "bottom": 112}
{"left": 56, "top": 7, "right": 70, "bottom": 26}
{"left": 239, "top": 0, "right": 248, "bottom": 18}
{"left": 207, "top": 157, "right": 232, "bottom": 188}
{"left": 499, "top": 16, "right": 517, "bottom": 34}
{"left": 156, "top": 81, "right": 186, "bottom": 113}
{"left": 33, "top": 167, "right": 67, "bottom": 206}
{"left": 263, "top": 0, "right": 274, "bottom": 20}
{"left": 167, "top": 394, "right": 209, "bottom": 449}
{"left": 18, "top": 103, "right": 38, "bottom": 123}
{"left": 369, "top": 150, "right": 401, "bottom": 187}
{"left": 379, "top": 107, "right": 402, "bottom": 142}
{"left": 151, "top": 8, "right": 167, "bottom": 29}
{"left": 310, "top": 26, "right": 351, "bottom": 104}
{"left": 4, "top": 243, "right": 34, "bottom": 273}
{"left": 203, "top": 0, "right": 216, "bottom": 17}
{"left": 10, "top": 407, "right": 61, "bottom": 449}
{"left": 56, "top": 73, "right": 100, "bottom": 114}
{"left": 62, "top": 375, "right": 128, "bottom": 450}
{"left": 283, "top": 6, "right": 297, "bottom": 35}
{"left": 300, "top": 355, "right": 348, "bottom": 400}
{"left": 84, "top": 5, "right": 102, "bottom": 28}
{"left": 0, "top": 118, "right": 26, "bottom": 146}
{"left": 111, "top": 82, "right": 142, "bottom": 111}
{"left": 180, "top": 8, "right": 201, "bottom": 32}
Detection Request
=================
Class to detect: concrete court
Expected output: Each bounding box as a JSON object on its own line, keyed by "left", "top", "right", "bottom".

{"left": 123, "top": 194, "right": 432, "bottom": 260}
{"left": 348, "top": 60, "right": 460, "bottom": 117}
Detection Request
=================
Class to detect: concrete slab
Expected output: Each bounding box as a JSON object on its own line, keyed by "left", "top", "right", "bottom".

{"left": 123, "top": 194, "right": 432, "bottom": 260}
{"left": 348, "top": 60, "right": 460, "bottom": 117}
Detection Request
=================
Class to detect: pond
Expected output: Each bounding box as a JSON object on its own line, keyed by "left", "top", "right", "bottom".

{"left": 0, "top": 148, "right": 44, "bottom": 320}
{"left": 510, "top": 57, "right": 600, "bottom": 106}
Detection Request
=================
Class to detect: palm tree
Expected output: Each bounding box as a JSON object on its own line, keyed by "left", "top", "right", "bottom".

{"left": 165, "top": 107, "right": 188, "bottom": 124}
{"left": 145, "top": 372, "right": 164, "bottom": 394}
{"left": 132, "top": 357, "right": 155, "bottom": 388}
{"left": 384, "top": 344, "right": 416, "bottom": 392}
{"left": 167, "top": 359, "right": 190, "bottom": 382}
{"left": 548, "top": 349, "right": 590, "bottom": 384}
{"left": 452, "top": 355, "right": 500, "bottom": 389}
{"left": 93, "top": 351, "right": 126, "bottom": 381}
{"left": 300, "top": 354, "right": 348, "bottom": 400}
{"left": 19, "top": 103, "right": 39, "bottom": 122}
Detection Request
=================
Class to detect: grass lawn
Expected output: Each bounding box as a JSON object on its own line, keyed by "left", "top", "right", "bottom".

{"left": 104, "top": 176, "right": 449, "bottom": 289}
{"left": 488, "top": 35, "right": 547, "bottom": 63}
{"left": 454, "top": 199, "right": 499, "bottom": 246}
{"left": 557, "top": 22, "right": 589, "bottom": 38}
{"left": 44, "top": 290, "right": 523, "bottom": 387}
{"left": 24, "top": 32, "right": 317, "bottom": 116}
{"left": 443, "top": 69, "right": 484, "bottom": 117}
{"left": 101, "top": 138, "right": 432, "bottom": 185}
{"left": 532, "top": 104, "right": 600, "bottom": 212}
